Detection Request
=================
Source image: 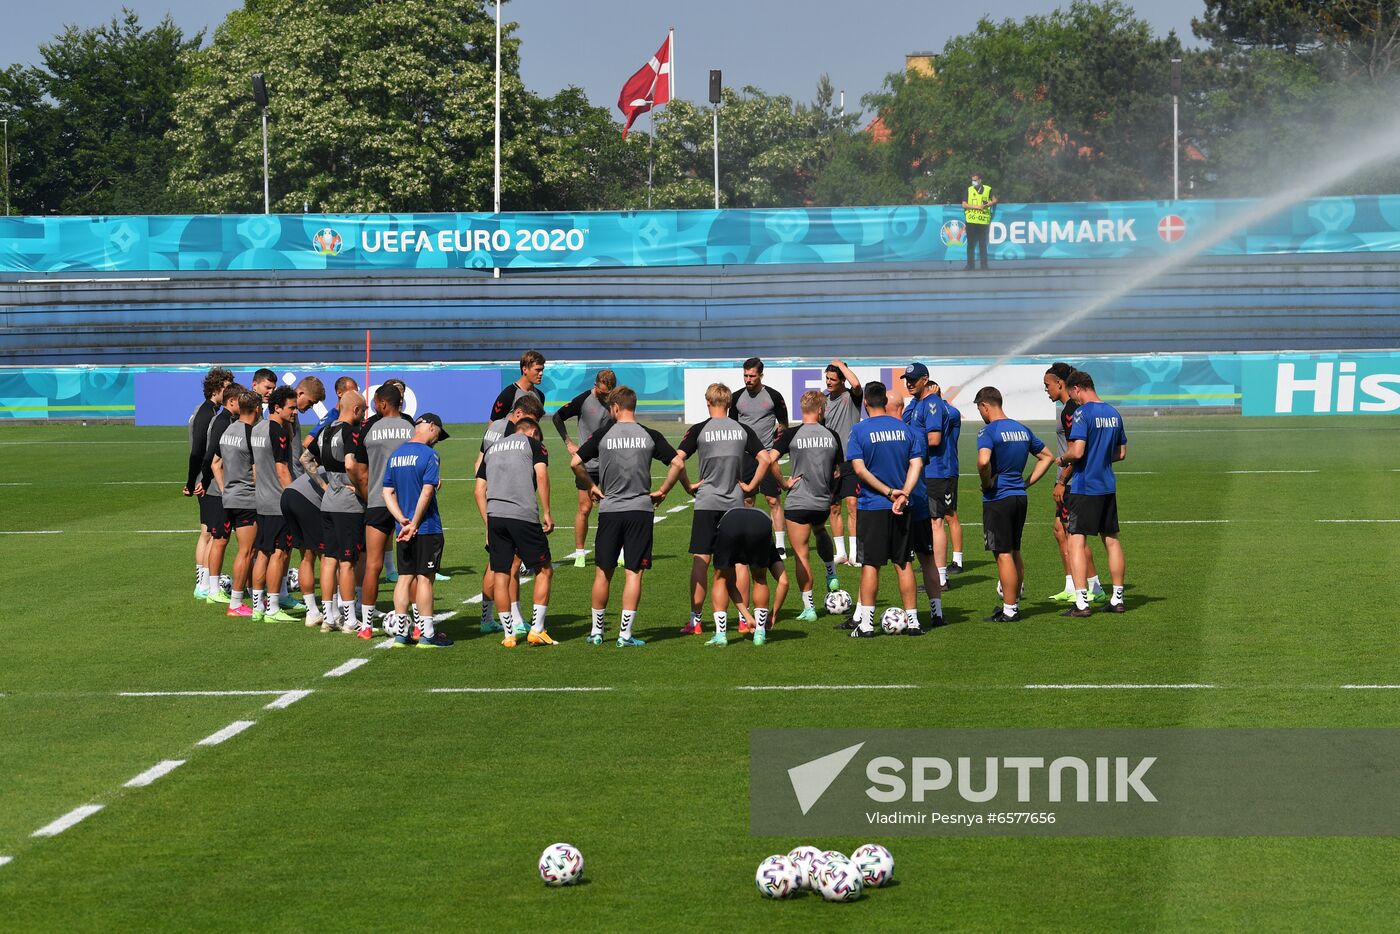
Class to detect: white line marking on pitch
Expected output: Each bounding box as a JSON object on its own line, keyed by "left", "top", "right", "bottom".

{"left": 124, "top": 759, "right": 186, "bottom": 788}
{"left": 32, "top": 805, "right": 104, "bottom": 837}
{"left": 1341, "top": 684, "right": 1400, "bottom": 689}
{"left": 653, "top": 516, "right": 667, "bottom": 524}
{"left": 0, "top": 482, "right": 33, "bottom": 486}
{"left": 265, "top": 690, "right": 313, "bottom": 709}
{"left": 463, "top": 592, "right": 484, "bottom": 604}
{"left": 120, "top": 690, "right": 288, "bottom": 698}
{"left": 324, "top": 658, "right": 370, "bottom": 678}
{"left": 1121, "top": 520, "right": 1231, "bottom": 525}
{"left": 1317, "top": 519, "right": 1400, "bottom": 524}
{"left": 1024, "top": 683, "right": 1216, "bottom": 690}
{"left": 429, "top": 687, "right": 614, "bottom": 694}
{"left": 736, "top": 684, "right": 919, "bottom": 691}
{"left": 667, "top": 503, "right": 693, "bottom": 513}
{"left": 196, "top": 720, "right": 256, "bottom": 746}
{"left": 0, "top": 856, "right": 11, "bottom": 867}
{"left": 1226, "top": 470, "right": 1318, "bottom": 474}
{"left": 374, "top": 638, "right": 396, "bottom": 650}
{"left": 0, "top": 530, "right": 62, "bottom": 535}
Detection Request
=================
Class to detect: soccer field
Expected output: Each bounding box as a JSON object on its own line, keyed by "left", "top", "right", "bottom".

{"left": 2, "top": 414, "right": 1399, "bottom": 931}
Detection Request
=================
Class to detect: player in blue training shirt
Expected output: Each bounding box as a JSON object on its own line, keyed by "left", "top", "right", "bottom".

{"left": 974, "top": 386, "right": 1054, "bottom": 623}
{"left": 1061, "top": 370, "right": 1128, "bottom": 617}
{"left": 845, "top": 381, "right": 929, "bottom": 638}
{"left": 382, "top": 413, "right": 452, "bottom": 647}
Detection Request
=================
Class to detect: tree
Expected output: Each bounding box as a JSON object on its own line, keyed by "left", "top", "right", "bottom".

{"left": 0, "top": 12, "right": 198, "bottom": 215}
{"left": 529, "top": 87, "right": 649, "bottom": 211}
{"left": 1194, "top": 0, "right": 1400, "bottom": 80}
{"left": 166, "top": 0, "right": 540, "bottom": 213}
{"left": 855, "top": 0, "right": 1186, "bottom": 204}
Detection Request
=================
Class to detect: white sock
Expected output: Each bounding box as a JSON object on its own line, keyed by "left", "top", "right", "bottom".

{"left": 930, "top": 597, "right": 943, "bottom": 616}
{"left": 1111, "top": 585, "right": 1124, "bottom": 605}
{"left": 340, "top": 602, "right": 354, "bottom": 629}
{"left": 690, "top": 610, "right": 702, "bottom": 627}
{"left": 252, "top": 590, "right": 265, "bottom": 613}
{"left": 419, "top": 611, "right": 435, "bottom": 639}
{"left": 532, "top": 604, "right": 547, "bottom": 634}
{"left": 197, "top": 566, "right": 208, "bottom": 591}
{"left": 510, "top": 602, "right": 522, "bottom": 625}
{"left": 834, "top": 537, "right": 847, "bottom": 560}
{"left": 755, "top": 607, "right": 769, "bottom": 629}
{"left": 620, "top": 609, "right": 636, "bottom": 641}
{"left": 481, "top": 599, "right": 496, "bottom": 624}
{"left": 304, "top": 593, "right": 319, "bottom": 614}
{"left": 848, "top": 537, "right": 857, "bottom": 559}
{"left": 230, "top": 590, "right": 244, "bottom": 609}
{"left": 590, "top": 608, "right": 605, "bottom": 638}
{"left": 776, "top": 531, "right": 787, "bottom": 549}
{"left": 952, "top": 551, "right": 963, "bottom": 565}
{"left": 498, "top": 611, "right": 515, "bottom": 635}
{"left": 1075, "top": 589, "right": 1090, "bottom": 611}
{"left": 269, "top": 592, "right": 281, "bottom": 613}
{"left": 1065, "top": 574, "right": 1075, "bottom": 592}
{"left": 938, "top": 565, "right": 948, "bottom": 587}
{"left": 855, "top": 603, "right": 874, "bottom": 632}
{"left": 1089, "top": 575, "right": 1104, "bottom": 594}
{"left": 1003, "top": 602, "right": 1018, "bottom": 618}
{"left": 713, "top": 611, "right": 727, "bottom": 634}
{"left": 997, "top": 580, "right": 1004, "bottom": 598}
{"left": 801, "top": 591, "right": 814, "bottom": 610}
{"left": 906, "top": 608, "right": 920, "bottom": 628}
{"left": 361, "top": 604, "right": 372, "bottom": 628}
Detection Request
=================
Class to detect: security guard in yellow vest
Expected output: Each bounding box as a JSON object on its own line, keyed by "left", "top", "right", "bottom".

{"left": 961, "top": 172, "right": 998, "bottom": 270}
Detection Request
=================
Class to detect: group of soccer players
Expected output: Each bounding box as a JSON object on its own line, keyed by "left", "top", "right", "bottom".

{"left": 184, "top": 351, "right": 1130, "bottom": 648}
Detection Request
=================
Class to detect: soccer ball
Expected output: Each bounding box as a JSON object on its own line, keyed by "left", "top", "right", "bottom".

{"left": 824, "top": 590, "right": 852, "bottom": 615}
{"left": 754, "top": 854, "right": 800, "bottom": 899}
{"left": 786, "top": 845, "right": 823, "bottom": 889}
{"left": 815, "top": 854, "right": 864, "bottom": 903}
{"left": 851, "top": 843, "right": 895, "bottom": 887}
{"left": 218, "top": 574, "right": 232, "bottom": 596}
{"left": 285, "top": 567, "right": 299, "bottom": 590}
{"left": 383, "top": 612, "right": 410, "bottom": 638}
{"left": 880, "top": 607, "right": 907, "bottom": 635}
{"left": 538, "top": 843, "right": 584, "bottom": 886}
{"left": 809, "top": 848, "right": 846, "bottom": 885}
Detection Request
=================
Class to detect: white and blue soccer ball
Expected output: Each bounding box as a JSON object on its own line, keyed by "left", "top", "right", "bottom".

{"left": 881, "top": 607, "right": 908, "bottom": 635}
{"left": 754, "top": 854, "right": 800, "bottom": 899}
{"left": 816, "top": 854, "right": 864, "bottom": 902}
{"left": 809, "top": 848, "right": 846, "bottom": 886}
{"left": 218, "top": 574, "right": 232, "bottom": 596}
{"left": 285, "top": 567, "right": 299, "bottom": 590}
{"left": 538, "top": 842, "right": 584, "bottom": 886}
{"left": 786, "top": 845, "right": 823, "bottom": 890}
{"left": 824, "top": 590, "right": 853, "bottom": 615}
{"left": 382, "top": 612, "right": 411, "bottom": 638}
{"left": 851, "top": 843, "right": 895, "bottom": 888}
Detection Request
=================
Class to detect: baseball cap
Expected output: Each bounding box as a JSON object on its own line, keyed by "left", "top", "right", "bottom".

{"left": 415, "top": 413, "right": 451, "bottom": 440}
{"left": 903, "top": 362, "right": 930, "bottom": 382}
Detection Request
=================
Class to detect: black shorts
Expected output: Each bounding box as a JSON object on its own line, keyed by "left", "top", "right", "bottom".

{"left": 834, "top": 462, "right": 858, "bottom": 502}
{"left": 855, "top": 508, "right": 911, "bottom": 568}
{"left": 1065, "top": 492, "right": 1120, "bottom": 537}
{"left": 1055, "top": 499, "right": 1070, "bottom": 524}
{"left": 596, "top": 511, "right": 653, "bottom": 573}
{"left": 909, "top": 514, "right": 934, "bottom": 555}
{"left": 254, "top": 513, "right": 291, "bottom": 554}
{"left": 398, "top": 533, "right": 445, "bottom": 577}
{"left": 742, "top": 455, "right": 782, "bottom": 500}
{"left": 574, "top": 467, "right": 601, "bottom": 492}
{"left": 201, "top": 494, "right": 230, "bottom": 540}
{"left": 784, "top": 509, "right": 830, "bottom": 528}
{"left": 713, "top": 508, "right": 782, "bottom": 571}
{"left": 982, "top": 495, "right": 1029, "bottom": 553}
{"left": 486, "top": 517, "right": 552, "bottom": 573}
{"left": 364, "top": 506, "right": 396, "bottom": 536}
{"left": 690, "top": 509, "right": 725, "bottom": 555}
{"left": 321, "top": 511, "right": 365, "bottom": 563}
{"left": 925, "top": 476, "right": 959, "bottom": 518}
{"left": 226, "top": 508, "right": 257, "bottom": 531}
{"left": 281, "top": 490, "right": 321, "bottom": 553}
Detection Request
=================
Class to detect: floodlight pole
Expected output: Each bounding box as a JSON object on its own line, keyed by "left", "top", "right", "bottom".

{"left": 261, "top": 108, "right": 270, "bottom": 214}
{"left": 493, "top": 0, "right": 502, "bottom": 279}
{"left": 1170, "top": 58, "right": 1181, "bottom": 201}
{"left": 2, "top": 118, "right": 9, "bottom": 216}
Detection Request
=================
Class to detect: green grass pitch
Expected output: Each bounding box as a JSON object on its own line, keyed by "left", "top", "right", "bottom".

{"left": 1, "top": 414, "right": 1398, "bottom": 930}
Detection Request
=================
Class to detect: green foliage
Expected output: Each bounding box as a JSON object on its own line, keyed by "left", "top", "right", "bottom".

{"left": 0, "top": 12, "right": 198, "bottom": 215}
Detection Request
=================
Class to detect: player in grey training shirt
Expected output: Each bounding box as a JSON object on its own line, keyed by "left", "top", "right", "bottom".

{"left": 729, "top": 357, "right": 790, "bottom": 552}
{"left": 664, "top": 382, "right": 765, "bottom": 635}
{"left": 317, "top": 391, "right": 369, "bottom": 634}
{"left": 572, "top": 386, "right": 680, "bottom": 647}
{"left": 211, "top": 390, "right": 261, "bottom": 616}
{"left": 769, "top": 390, "right": 844, "bottom": 621}
{"left": 473, "top": 392, "right": 546, "bottom": 635}
{"left": 249, "top": 387, "right": 298, "bottom": 622}
{"left": 823, "top": 359, "right": 864, "bottom": 566}
{"left": 361, "top": 383, "right": 415, "bottom": 630}
{"left": 553, "top": 368, "right": 617, "bottom": 566}
{"left": 476, "top": 417, "right": 556, "bottom": 646}
{"left": 198, "top": 383, "right": 242, "bottom": 606}
{"left": 488, "top": 349, "right": 547, "bottom": 420}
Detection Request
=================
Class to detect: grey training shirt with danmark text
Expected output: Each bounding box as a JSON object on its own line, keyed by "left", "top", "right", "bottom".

{"left": 575, "top": 421, "right": 678, "bottom": 514}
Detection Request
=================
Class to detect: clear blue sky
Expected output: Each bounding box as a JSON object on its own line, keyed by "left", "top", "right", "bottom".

{"left": 3, "top": 1, "right": 1202, "bottom": 114}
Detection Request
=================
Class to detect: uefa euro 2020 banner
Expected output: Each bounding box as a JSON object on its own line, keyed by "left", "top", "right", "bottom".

{"left": 3, "top": 196, "right": 1400, "bottom": 274}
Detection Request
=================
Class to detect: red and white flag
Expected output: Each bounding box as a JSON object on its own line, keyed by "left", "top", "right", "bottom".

{"left": 618, "top": 32, "right": 673, "bottom": 138}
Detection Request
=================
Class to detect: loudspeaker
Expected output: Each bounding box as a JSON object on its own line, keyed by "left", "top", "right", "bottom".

{"left": 251, "top": 73, "right": 269, "bottom": 108}
{"left": 709, "top": 70, "right": 722, "bottom": 104}
{"left": 1170, "top": 59, "right": 1181, "bottom": 95}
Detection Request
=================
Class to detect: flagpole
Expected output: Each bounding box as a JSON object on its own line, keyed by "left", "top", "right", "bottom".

{"left": 669, "top": 27, "right": 675, "bottom": 102}
{"left": 493, "top": 0, "right": 501, "bottom": 279}
{"left": 647, "top": 109, "right": 654, "bottom": 210}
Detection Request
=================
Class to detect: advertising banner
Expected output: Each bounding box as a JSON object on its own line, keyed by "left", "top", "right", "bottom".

{"left": 4, "top": 196, "right": 1399, "bottom": 275}
{"left": 1240, "top": 354, "right": 1400, "bottom": 416}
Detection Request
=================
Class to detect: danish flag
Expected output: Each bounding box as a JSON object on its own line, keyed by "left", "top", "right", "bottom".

{"left": 618, "top": 32, "right": 673, "bottom": 138}
{"left": 1157, "top": 214, "right": 1187, "bottom": 242}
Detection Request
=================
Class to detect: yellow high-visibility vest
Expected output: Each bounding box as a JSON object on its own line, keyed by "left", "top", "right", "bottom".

{"left": 965, "top": 185, "right": 993, "bottom": 225}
